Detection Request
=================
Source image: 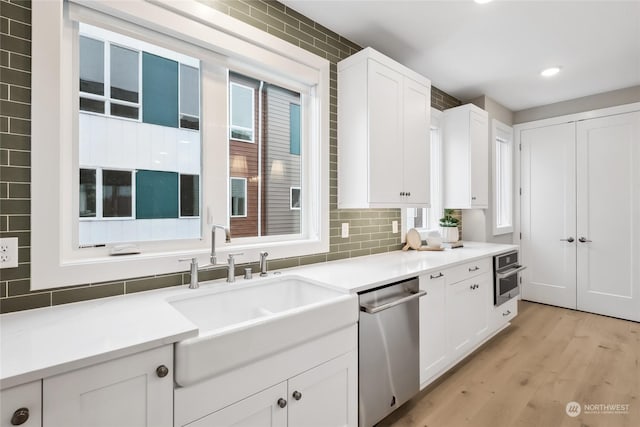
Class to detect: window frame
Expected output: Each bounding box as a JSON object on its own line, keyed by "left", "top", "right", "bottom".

{"left": 31, "top": 0, "right": 330, "bottom": 290}
{"left": 492, "top": 119, "right": 514, "bottom": 235}
{"left": 230, "top": 177, "right": 248, "bottom": 218}
{"left": 229, "top": 81, "right": 255, "bottom": 143}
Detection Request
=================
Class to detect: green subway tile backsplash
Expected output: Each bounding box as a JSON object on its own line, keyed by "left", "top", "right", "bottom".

{"left": 0, "top": 0, "right": 461, "bottom": 314}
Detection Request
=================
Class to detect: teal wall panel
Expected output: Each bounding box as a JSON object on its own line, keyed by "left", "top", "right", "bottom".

{"left": 290, "top": 103, "right": 301, "bottom": 155}
{"left": 142, "top": 52, "right": 178, "bottom": 128}
{"left": 136, "top": 170, "right": 178, "bottom": 219}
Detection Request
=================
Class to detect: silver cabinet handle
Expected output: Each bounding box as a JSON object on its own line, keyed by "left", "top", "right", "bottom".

{"left": 277, "top": 398, "right": 287, "bottom": 408}
{"left": 360, "top": 290, "right": 427, "bottom": 314}
{"left": 430, "top": 272, "right": 443, "bottom": 279}
{"left": 560, "top": 237, "right": 575, "bottom": 243}
{"left": 503, "top": 310, "right": 511, "bottom": 316}
{"left": 579, "top": 237, "right": 592, "bottom": 243}
{"left": 468, "top": 266, "right": 480, "bottom": 272}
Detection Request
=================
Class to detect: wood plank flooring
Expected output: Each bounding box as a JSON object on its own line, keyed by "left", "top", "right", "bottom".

{"left": 379, "top": 301, "right": 640, "bottom": 427}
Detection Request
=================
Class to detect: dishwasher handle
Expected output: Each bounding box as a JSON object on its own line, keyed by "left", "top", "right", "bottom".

{"left": 360, "top": 290, "right": 427, "bottom": 314}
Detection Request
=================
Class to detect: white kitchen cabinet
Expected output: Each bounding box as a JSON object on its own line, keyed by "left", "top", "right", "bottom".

{"left": 0, "top": 381, "right": 41, "bottom": 427}
{"left": 443, "top": 103, "right": 489, "bottom": 209}
{"left": 187, "top": 351, "right": 357, "bottom": 427}
{"left": 419, "top": 271, "right": 448, "bottom": 386}
{"left": 43, "top": 345, "right": 173, "bottom": 427}
{"left": 519, "top": 109, "right": 640, "bottom": 322}
{"left": 446, "top": 272, "right": 491, "bottom": 362}
{"left": 338, "top": 47, "right": 431, "bottom": 208}
{"left": 492, "top": 297, "right": 518, "bottom": 331}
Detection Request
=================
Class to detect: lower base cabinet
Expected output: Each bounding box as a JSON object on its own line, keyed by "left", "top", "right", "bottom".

{"left": 0, "top": 381, "right": 42, "bottom": 427}
{"left": 43, "top": 346, "right": 173, "bottom": 427}
{"left": 186, "top": 351, "right": 357, "bottom": 427}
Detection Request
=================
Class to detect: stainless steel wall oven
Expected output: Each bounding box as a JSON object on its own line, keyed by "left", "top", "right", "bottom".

{"left": 494, "top": 250, "right": 526, "bottom": 306}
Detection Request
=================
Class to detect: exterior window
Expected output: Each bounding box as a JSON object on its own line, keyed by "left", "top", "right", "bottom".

{"left": 494, "top": 120, "right": 514, "bottom": 234}
{"left": 135, "top": 170, "right": 178, "bottom": 219}
{"left": 79, "top": 36, "right": 105, "bottom": 113}
{"left": 290, "top": 187, "right": 301, "bottom": 210}
{"left": 110, "top": 44, "right": 140, "bottom": 119}
{"left": 180, "top": 64, "right": 200, "bottom": 130}
{"left": 290, "top": 103, "right": 301, "bottom": 155}
{"left": 405, "top": 120, "right": 443, "bottom": 231}
{"left": 180, "top": 174, "right": 199, "bottom": 217}
{"left": 230, "top": 178, "right": 247, "bottom": 217}
{"left": 229, "top": 82, "right": 254, "bottom": 142}
{"left": 102, "top": 170, "right": 132, "bottom": 218}
{"left": 79, "top": 169, "right": 96, "bottom": 218}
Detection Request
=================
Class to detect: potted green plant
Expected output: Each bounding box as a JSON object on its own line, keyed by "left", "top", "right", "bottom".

{"left": 439, "top": 209, "right": 460, "bottom": 243}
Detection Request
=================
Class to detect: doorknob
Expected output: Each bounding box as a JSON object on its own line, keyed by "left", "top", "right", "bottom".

{"left": 560, "top": 237, "right": 575, "bottom": 243}
{"left": 578, "top": 237, "right": 592, "bottom": 243}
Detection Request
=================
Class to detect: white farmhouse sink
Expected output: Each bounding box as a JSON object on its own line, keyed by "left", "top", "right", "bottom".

{"left": 170, "top": 276, "right": 357, "bottom": 386}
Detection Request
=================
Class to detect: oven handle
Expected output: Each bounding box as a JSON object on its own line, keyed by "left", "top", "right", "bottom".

{"left": 496, "top": 265, "right": 527, "bottom": 280}
{"left": 360, "top": 290, "right": 427, "bottom": 314}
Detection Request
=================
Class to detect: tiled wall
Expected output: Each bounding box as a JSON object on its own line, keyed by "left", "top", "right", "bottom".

{"left": 0, "top": 0, "right": 461, "bottom": 314}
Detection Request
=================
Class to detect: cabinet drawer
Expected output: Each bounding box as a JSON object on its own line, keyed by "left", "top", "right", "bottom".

{"left": 445, "top": 258, "right": 492, "bottom": 285}
{"left": 1, "top": 381, "right": 42, "bottom": 427}
{"left": 493, "top": 298, "right": 518, "bottom": 329}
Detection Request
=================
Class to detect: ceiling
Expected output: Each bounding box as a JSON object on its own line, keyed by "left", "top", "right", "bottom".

{"left": 281, "top": 0, "right": 640, "bottom": 111}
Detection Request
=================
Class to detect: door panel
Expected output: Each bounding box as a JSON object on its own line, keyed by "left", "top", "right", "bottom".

{"left": 470, "top": 110, "right": 489, "bottom": 207}
{"left": 576, "top": 112, "right": 640, "bottom": 321}
{"left": 520, "top": 123, "right": 577, "bottom": 309}
{"left": 402, "top": 77, "right": 430, "bottom": 205}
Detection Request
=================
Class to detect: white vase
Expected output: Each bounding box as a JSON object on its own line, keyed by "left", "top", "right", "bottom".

{"left": 440, "top": 226, "right": 459, "bottom": 243}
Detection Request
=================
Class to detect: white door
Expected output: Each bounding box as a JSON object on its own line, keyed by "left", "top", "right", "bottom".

{"left": 402, "top": 76, "right": 430, "bottom": 206}
{"left": 520, "top": 122, "right": 577, "bottom": 309}
{"left": 576, "top": 112, "right": 640, "bottom": 321}
{"left": 419, "top": 272, "right": 448, "bottom": 386}
{"left": 367, "top": 59, "right": 403, "bottom": 204}
{"left": 287, "top": 351, "right": 357, "bottom": 427}
{"left": 43, "top": 346, "right": 173, "bottom": 427}
{"left": 185, "top": 383, "right": 287, "bottom": 427}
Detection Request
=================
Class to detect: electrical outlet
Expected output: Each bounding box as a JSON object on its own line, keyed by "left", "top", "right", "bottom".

{"left": 0, "top": 237, "right": 19, "bottom": 269}
{"left": 392, "top": 220, "right": 399, "bottom": 234}
{"left": 341, "top": 223, "right": 349, "bottom": 238}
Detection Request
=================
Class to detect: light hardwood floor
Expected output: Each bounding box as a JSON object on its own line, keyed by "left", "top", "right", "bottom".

{"left": 379, "top": 301, "right": 640, "bottom": 427}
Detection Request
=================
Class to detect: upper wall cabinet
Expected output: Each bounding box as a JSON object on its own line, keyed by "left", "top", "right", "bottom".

{"left": 338, "top": 48, "right": 431, "bottom": 208}
{"left": 443, "top": 103, "right": 489, "bottom": 209}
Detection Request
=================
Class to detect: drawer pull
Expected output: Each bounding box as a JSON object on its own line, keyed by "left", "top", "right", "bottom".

{"left": 430, "top": 272, "right": 444, "bottom": 279}
{"left": 468, "top": 266, "right": 480, "bottom": 272}
{"left": 277, "top": 398, "right": 287, "bottom": 408}
{"left": 469, "top": 284, "right": 479, "bottom": 290}
{"left": 11, "top": 408, "right": 29, "bottom": 426}
{"left": 156, "top": 365, "right": 169, "bottom": 378}
{"left": 503, "top": 310, "right": 512, "bottom": 316}
{"left": 292, "top": 390, "right": 302, "bottom": 400}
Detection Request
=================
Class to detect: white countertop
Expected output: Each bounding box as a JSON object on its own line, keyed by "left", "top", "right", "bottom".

{"left": 0, "top": 241, "right": 516, "bottom": 389}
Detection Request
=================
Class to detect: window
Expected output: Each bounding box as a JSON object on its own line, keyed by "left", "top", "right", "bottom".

{"left": 290, "top": 103, "right": 301, "bottom": 155}
{"left": 180, "top": 174, "right": 199, "bottom": 217}
{"left": 229, "top": 82, "right": 255, "bottom": 142}
{"left": 493, "top": 120, "right": 514, "bottom": 234}
{"left": 136, "top": 170, "right": 178, "bottom": 219}
{"left": 404, "top": 109, "right": 443, "bottom": 233}
{"left": 290, "top": 187, "right": 301, "bottom": 210}
{"left": 102, "top": 170, "right": 133, "bottom": 218}
{"left": 32, "top": 0, "right": 329, "bottom": 289}
{"left": 230, "top": 178, "right": 247, "bottom": 217}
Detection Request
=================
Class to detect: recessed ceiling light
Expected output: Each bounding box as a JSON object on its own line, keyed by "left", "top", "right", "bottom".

{"left": 474, "top": 0, "right": 493, "bottom": 4}
{"left": 541, "top": 67, "right": 561, "bottom": 77}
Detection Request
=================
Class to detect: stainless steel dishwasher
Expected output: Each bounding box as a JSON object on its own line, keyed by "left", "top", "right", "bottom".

{"left": 358, "top": 277, "right": 425, "bottom": 427}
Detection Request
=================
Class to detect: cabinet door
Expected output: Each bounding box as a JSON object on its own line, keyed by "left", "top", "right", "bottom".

{"left": 287, "top": 351, "right": 357, "bottom": 427}
{"left": 367, "top": 59, "right": 404, "bottom": 205}
{"left": 469, "top": 110, "right": 488, "bottom": 207}
{"left": 43, "top": 346, "right": 173, "bottom": 427}
{"left": 402, "top": 77, "right": 430, "bottom": 206}
{"left": 419, "top": 272, "right": 448, "bottom": 387}
{"left": 520, "top": 122, "right": 577, "bottom": 309}
{"left": 1, "top": 381, "right": 41, "bottom": 427}
{"left": 576, "top": 111, "right": 640, "bottom": 322}
{"left": 447, "top": 273, "right": 491, "bottom": 362}
{"left": 185, "top": 383, "right": 287, "bottom": 427}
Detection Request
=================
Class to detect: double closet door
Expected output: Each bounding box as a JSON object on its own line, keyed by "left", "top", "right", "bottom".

{"left": 520, "top": 111, "right": 640, "bottom": 322}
